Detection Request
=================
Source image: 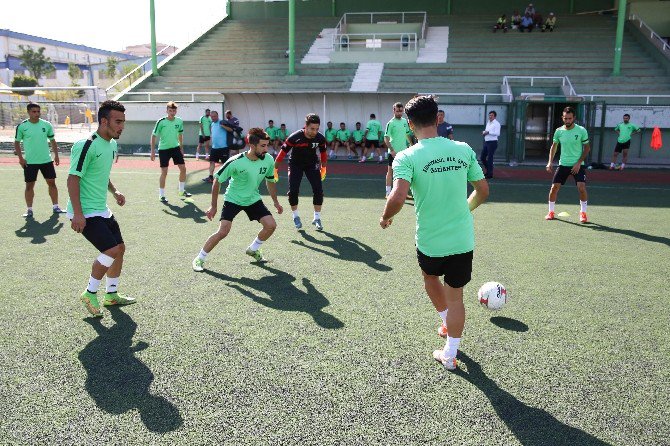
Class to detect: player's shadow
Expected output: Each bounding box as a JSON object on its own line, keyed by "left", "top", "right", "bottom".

{"left": 556, "top": 219, "right": 670, "bottom": 247}
{"left": 454, "top": 352, "right": 612, "bottom": 446}
{"left": 162, "top": 200, "right": 207, "bottom": 223}
{"left": 205, "top": 264, "right": 344, "bottom": 329}
{"left": 78, "top": 307, "right": 183, "bottom": 433}
{"left": 490, "top": 316, "right": 529, "bottom": 332}
{"left": 14, "top": 214, "right": 64, "bottom": 244}
{"left": 291, "top": 231, "right": 392, "bottom": 272}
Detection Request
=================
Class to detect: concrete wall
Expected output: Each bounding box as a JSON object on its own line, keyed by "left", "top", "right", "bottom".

{"left": 629, "top": 1, "right": 670, "bottom": 36}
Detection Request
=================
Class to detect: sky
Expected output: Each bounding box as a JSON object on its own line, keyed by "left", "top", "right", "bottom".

{"left": 1, "top": 0, "right": 228, "bottom": 53}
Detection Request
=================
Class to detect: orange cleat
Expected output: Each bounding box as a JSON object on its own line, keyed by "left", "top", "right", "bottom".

{"left": 545, "top": 211, "right": 555, "bottom": 220}
{"left": 433, "top": 350, "right": 458, "bottom": 371}
{"left": 580, "top": 212, "right": 588, "bottom": 223}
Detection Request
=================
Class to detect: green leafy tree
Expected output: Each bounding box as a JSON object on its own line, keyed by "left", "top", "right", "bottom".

{"left": 67, "top": 63, "right": 85, "bottom": 98}
{"left": 10, "top": 74, "right": 38, "bottom": 96}
{"left": 120, "top": 63, "right": 141, "bottom": 87}
{"left": 17, "top": 45, "right": 55, "bottom": 81}
{"left": 106, "top": 57, "right": 119, "bottom": 78}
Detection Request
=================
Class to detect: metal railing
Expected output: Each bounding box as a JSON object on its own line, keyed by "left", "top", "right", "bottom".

{"left": 105, "top": 45, "right": 176, "bottom": 94}
{"left": 502, "top": 76, "right": 577, "bottom": 97}
{"left": 335, "top": 12, "right": 427, "bottom": 40}
{"left": 332, "top": 33, "right": 418, "bottom": 52}
{"left": 629, "top": 14, "right": 670, "bottom": 57}
{"left": 418, "top": 92, "right": 512, "bottom": 103}
{"left": 120, "top": 91, "right": 223, "bottom": 102}
{"left": 582, "top": 94, "right": 670, "bottom": 105}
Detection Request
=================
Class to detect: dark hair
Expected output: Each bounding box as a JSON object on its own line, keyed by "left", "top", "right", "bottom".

{"left": 563, "top": 106, "right": 576, "bottom": 116}
{"left": 327, "top": 121, "right": 333, "bottom": 126}
{"left": 393, "top": 102, "right": 403, "bottom": 109}
{"left": 339, "top": 122, "right": 345, "bottom": 126}
{"left": 370, "top": 113, "right": 376, "bottom": 118}
{"left": 205, "top": 108, "right": 210, "bottom": 112}
{"left": 166, "top": 101, "right": 177, "bottom": 109}
{"left": 98, "top": 100, "right": 125, "bottom": 122}
{"left": 356, "top": 121, "right": 361, "bottom": 125}
{"left": 404, "top": 95, "right": 438, "bottom": 129}
{"left": 623, "top": 113, "right": 630, "bottom": 118}
{"left": 438, "top": 109, "right": 445, "bottom": 114}
{"left": 489, "top": 110, "right": 497, "bottom": 117}
{"left": 247, "top": 127, "right": 269, "bottom": 146}
{"left": 269, "top": 120, "right": 274, "bottom": 124}
{"left": 27, "top": 102, "right": 40, "bottom": 112}
{"left": 305, "top": 113, "right": 320, "bottom": 125}
{"left": 280, "top": 123, "right": 286, "bottom": 127}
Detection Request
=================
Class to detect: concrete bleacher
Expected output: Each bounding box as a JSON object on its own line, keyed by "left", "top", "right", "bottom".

{"left": 378, "top": 14, "right": 670, "bottom": 99}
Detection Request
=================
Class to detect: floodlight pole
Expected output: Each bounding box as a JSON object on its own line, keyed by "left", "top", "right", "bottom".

{"left": 288, "top": 0, "right": 296, "bottom": 75}
{"left": 150, "top": 0, "right": 159, "bottom": 77}
{"left": 612, "top": 0, "right": 626, "bottom": 76}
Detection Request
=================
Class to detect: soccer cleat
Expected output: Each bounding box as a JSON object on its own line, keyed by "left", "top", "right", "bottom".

{"left": 22, "top": 209, "right": 34, "bottom": 218}
{"left": 202, "top": 176, "right": 214, "bottom": 183}
{"left": 195, "top": 152, "right": 200, "bottom": 160}
{"left": 103, "top": 292, "right": 136, "bottom": 306}
{"left": 358, "top": 157, "right": 366, "bottom": 163}
{"left": 293, "top": 216, "right": 303, "bottom": 229}
{"left": 192, "top": 257, "right": 205, "bottom": 272}
{"left": 245, "top": 248, "right": 266, "bottom": 262}
{"left": 609, "top": 165, "right": 615, "bottom": 170}
{"left": 545, "top": 211, "right": 555, "bottom": 220}
{"left": 178, "top": 191, "right": 192, "bottom": 199}
{"left": 433, "top": 350, "right": 458, "bottom": 371}
{"left": 438, "top": 324, "right": 448, "bottom": 338}
{"left": 53, "top": 206, "right": 66, "bottom": 214}
{"left": 159, "top": 196, "right": 168, "bottom": 203}
{"left": 312, "top": 218, "right": 323, "bottom": 231}
{"left": 579, "top": 212, "right": 588, "bottom": 223}
{"left": 81, "top": 291, "right": 103, "bottom": 317}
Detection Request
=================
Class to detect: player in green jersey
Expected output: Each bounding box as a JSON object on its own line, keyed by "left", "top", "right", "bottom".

{"left": 353, "top": 122, "right": 368, "bottom": 162}
{"left": 196, "top": 108, "right": 212, "bottom": 160}
{"left": 325, "top": 121, "right": 338, "bottom": 159}
{"left": 379, "top": 95, "right": 489, "bottom": 371}
{"left": 363, "top": 113, "right": 384, "bottom": 164}
{"left": 384, "top": 102, "right": 413, "bottom": 197}
{"left": 67, "top": 100, "right": 136, "bottom": 317}
{"left": 150, "top": 101, "right": 192, "bottom": 203}
{"left": 610, "top": 113, "right": 641, "bottom": 170}
{"left": 545, "top": 106, "right": 591, "bottom": 223}
{"left": 276, "top": 123, "right": 289, "bottom": 143}
{"left": 265, "top": 120, "right": 280, "bottom": 156}
{"left": 14, "top": 103, "right": 66, "bottom": 217}
{"left": 192, "top": 128, "right": 283, "bottom": 271}
{"left": 333, "top": 122, "right": 355, "bottom": 159}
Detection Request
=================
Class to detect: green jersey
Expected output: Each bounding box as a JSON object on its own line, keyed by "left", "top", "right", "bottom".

{"left": 614, "top": 122, "right": 640, "bottom": 143}
{"left": 152, "top": 116, "right": 184, "bottom": 150}
{"left": 214, "top": 152, "right": 278, "bottom": 206}
{"left": 553, "top": 124, "right": 589, "bottom": 166}
{"left": 365, "top": 119, "right": 382, "bottom": 141}
{"left": 352, "top": 129, "right": 365, "bottom": 143}
{"left": 265, "top": 126, "right": 278, "bottom": 140}
{"left": 393, "top": 137, "right": 484, "bottom": 257}
{"left": 66, "top": 133, "right": 117, "bottom": 217}
{"left": 14, "top": 119, "right": 55, "bottom": 164}
{"left": 336, "top": 129, "right": 351, "bottom": 142}
{"left": 276, "top": 128, "right": 288, "bottom": 142}
{"left": 199, "top": 115, "right": 212, "bottom": 137}
{"left": 385, "top": 117, "right": 411, "bottom": 152}
{"left": 325, "top": 128, "right": 337, "bottom": 143}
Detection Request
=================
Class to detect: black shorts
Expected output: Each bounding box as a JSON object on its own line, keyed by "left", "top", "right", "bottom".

{"left": 81, "top": 215, "right": 124, "bottom": 253}
{"left": 209, "top": 148, "right": 229, "bottom": 164}
{"left": 552, "top": 165, "right": 586, "bottom": 185}
{"left": 220, "top": 200, "right": 272, "bottom": 222}
{"left": 387, "top": 153, "right": 394, "bottom": 167}
{"left": 365, "top": 139, "right": 380, "bottom": 149}
{"left": 614, "top": 141, "right": 631, "bottom": 153}
{"left": 24, "top": 162, "right": 56, "bottom": 183}
{"left": 158, "top": 147, "right": 185, "bottom": 168}
{"left": 417, "top": 249, "right": 473, "bottom": 288}
{"left": 199, "top": 135, "right": 211, "bottom": 144}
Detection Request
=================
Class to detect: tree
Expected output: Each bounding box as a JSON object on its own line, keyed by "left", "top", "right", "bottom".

{"left": 67, "top": 63, "right": 85, "bottom": 98}
{"left": 106, "top": 57, "right": 119, "bottom": 78}
{"left": 17, "top": 45, "right": 55, "bottom": 81}
{"left": 119, "top": 63, "right": 141, "bottom": 87}
{"left": 10, "top": 74, "right": 38, "bottom": 96}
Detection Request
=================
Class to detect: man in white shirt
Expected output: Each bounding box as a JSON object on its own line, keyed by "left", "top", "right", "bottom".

{"left": 481, "top": 111, "right": 501, "bottom": 179}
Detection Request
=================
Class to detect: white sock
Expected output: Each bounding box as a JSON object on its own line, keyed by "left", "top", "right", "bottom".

{"left": 159, "top": 188, "right": 165, "bottom": 197}
{"left": 179, "top": 182, "right": 185, "bottom": 193}
{"left": 314, "top": 211, "right": 321, "bottom": 220}
{"left": 87, "top": 276, "right": 101, "bottom": 293}
{"left": 385, "top": 186, "right": 392, "bottom": 194}
{"left": 292, "top": 210, "right": 299, "bottom": 218}
{"left": 106, "top": 277, "right": 119, "bottom": 293}
{"left": 379, "top": 155, "right": 383, "bottom": 161}
{"left": 621, "top": 163, "right": 625, "bottom": 168}
{"left": 580, "top": 200, "right": 587, "bottom": 213}
{"left": 197, "top": 249, "right": 208, "bottom": 261}
{"left": 52, "top": 204, "right": 60, "bottom": 210}
{"left": 549, "top": 201, "right": 555, "bottom": 212}
{"left": 438, "top": 309, "right": 448, "bottom": 326}
{"left": 27, "top": 207, "right": 33, "bottom": 211}
{"left": 610, "top": 162, "right": 615, "bottom": 167}
{"left": 249, "top": 237, "right": 263, "bottom": 251}
{"left": 444, "top": 336, "right": 461, "bottom": 359}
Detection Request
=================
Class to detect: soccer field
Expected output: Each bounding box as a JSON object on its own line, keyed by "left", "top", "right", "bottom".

{"left": 1, "top": 159, "right": 669, "bottom": 445}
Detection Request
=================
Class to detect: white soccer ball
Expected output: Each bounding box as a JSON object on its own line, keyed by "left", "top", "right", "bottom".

{"left": 478, "top": 282, "right": 508, "bottom": 311}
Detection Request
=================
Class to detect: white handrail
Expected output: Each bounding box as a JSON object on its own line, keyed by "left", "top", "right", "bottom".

{"left": 335, "top": 12, "right": 427, "bottom": 39}
{"left": 502, "top": 75, "right": 576, "bottom": 96}
{"left": 419, "top": 92, "right": 513, "bottom": 103}
{"left": 629, "top": 14, "right": 670, "bottom": 54}
{"left": 121, "top": 91, "right": 223, "bottom": 102}
{"left": 584, "top": 94, "right": 670, "bottom": 105}
{"left": 105, "top": 45, "right": 176, "bottom": 93}
{"left": 332, "top": 32, "right": 418, "bottom": 52}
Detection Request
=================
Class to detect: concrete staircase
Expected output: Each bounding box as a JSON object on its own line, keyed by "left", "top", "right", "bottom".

{"left": 350, "top": 63, "right": 384, "bottom": 92}
{"left": 416, "top": 26, "right": 449, "bottom": 63}
{"left": 302, "top": 28, "right": 336, "bottom": 64}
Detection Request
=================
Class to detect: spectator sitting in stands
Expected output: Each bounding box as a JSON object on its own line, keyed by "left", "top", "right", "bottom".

{"left": 493, "top": 14, "right": 508, "bottom": 33}
{"left": 533, "top": 10, "right": 543, "bottom": 29}
{"left": 511, "top": 10, "right": 522, "bottom": 30}
{"left": 542, "top": 12, "right": 557, "bottom": 32}
{"left": 524, "top": 3, "right": 535, "bottom": 16}
{"left": 519, "top": 13, "right": 534, "bottom": 32}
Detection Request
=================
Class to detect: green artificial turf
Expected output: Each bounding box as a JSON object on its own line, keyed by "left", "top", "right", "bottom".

{"left": 0, "top": 161, "right": 668, "bottom": 445}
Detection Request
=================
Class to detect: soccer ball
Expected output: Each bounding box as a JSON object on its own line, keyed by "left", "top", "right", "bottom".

{"left": 478, "top": 282, "right": 508, "bottom": 311}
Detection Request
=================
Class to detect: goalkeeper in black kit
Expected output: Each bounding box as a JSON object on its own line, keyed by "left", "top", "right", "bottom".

{"left": 274, "top": 113, "right": 328, "bottom": 231}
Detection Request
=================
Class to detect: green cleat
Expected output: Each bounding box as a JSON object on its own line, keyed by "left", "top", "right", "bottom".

{"left": 103, "top": 292, "right": 136, "bottom": 306}
{"left": 81, "top": 291, "right": 103, "bottom": 317}
{"left": 192, "top": 257, "right": 205, "bottom": 272}
{"left": 178, "top": 191, "right": 192, "bottom": 199}
{"left": 245, "top": 248, "right": 266, "bottom": 263}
